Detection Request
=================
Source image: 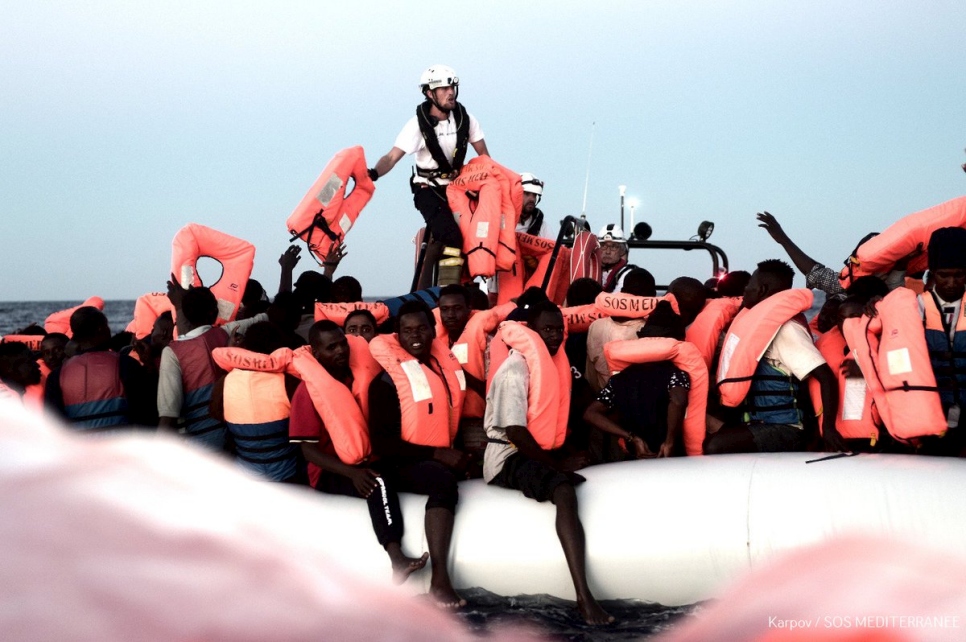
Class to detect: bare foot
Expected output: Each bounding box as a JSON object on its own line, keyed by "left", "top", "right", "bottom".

{"left": 391, "top": 552, "right": 429, "bottom": 585}
{"left": 578, "top": 596, "right": 615, "bottom": 625}
{"left": 430, "top": 584, "right": 467, "bottom": 610}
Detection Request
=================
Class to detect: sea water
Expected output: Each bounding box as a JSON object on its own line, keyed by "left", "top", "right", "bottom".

{"left": 4, "top": 299, "right": 760, "bottom": 638}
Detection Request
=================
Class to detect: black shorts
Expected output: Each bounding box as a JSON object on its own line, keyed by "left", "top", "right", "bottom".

{"left": 490, "top": 453, "right": 585, "bottom": 503}
{"left": 750, "top": 423, "right": 807, "bottom": 452}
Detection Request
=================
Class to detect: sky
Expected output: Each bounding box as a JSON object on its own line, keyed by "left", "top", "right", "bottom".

{"left": 1, "top": 0, "right": 964, "bottom": 301}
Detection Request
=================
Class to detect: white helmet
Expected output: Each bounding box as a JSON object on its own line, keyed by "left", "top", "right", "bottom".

{"left": 598, "top": 224, "right": 627, "bottom": 244}
{"left": 521, "top": 172, "right": 544, "bottom": 197}
{"left": 419, "top": 65, "right": 459, "bottom": 92}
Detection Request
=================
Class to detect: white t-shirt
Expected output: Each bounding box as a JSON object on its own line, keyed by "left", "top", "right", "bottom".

{"left": 762, "top": 320, "right": 827, "bottom": 381}
{"left": 393, "top": 109, "right": 484, "bottom": 185}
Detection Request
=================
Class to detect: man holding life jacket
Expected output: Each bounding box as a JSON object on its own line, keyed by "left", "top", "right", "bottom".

{"left": 483, "top": 300, "right": 613, "bottom": 625}
{"left": 287, "top": 320, "right": 430, "bottom": 582}
{"left": 367, "top": 300, "right": 467, "bottom": 608}
{"left": 368, "top": 64, "right": 489, "bottom": 287}
{"left": 158, "top": 278, "right": 268, "bottom": 450}
{"left": 584, "top": 301, "right": 691, "bottom": 461}
{"left": 704, "top": 259, "right": 846, "bottom": 454}
{"left": 918, "top": 227, "right": 966, "bottom": 455}
{"left": 599, "top": 225, "right": 638, "bottom": 294}
{"left": 45, "top": 307, "right": 156, "bottom": 430}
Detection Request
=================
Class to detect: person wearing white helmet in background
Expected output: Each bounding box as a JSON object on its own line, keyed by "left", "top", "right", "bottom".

{"left": 484, "top": 172, "right": 554, "bottom": 303}
{"left": 518, "top": 173, "right": 553, "bottom": 239}
{"left": 598, "top": 224, "right": 638, "bottom": 293}
{"left": 369, "top": 65, "right": 489, "bottom": 287}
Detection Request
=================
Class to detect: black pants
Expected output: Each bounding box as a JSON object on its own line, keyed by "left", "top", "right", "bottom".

{"left": 315, "top": 468, "right": 404, "bottom": 548}
{"left": 414, "top": 186, "right": 462, "bottom": 248}
{"left": 389, "top": 459, "right": 459, "bottom": 513}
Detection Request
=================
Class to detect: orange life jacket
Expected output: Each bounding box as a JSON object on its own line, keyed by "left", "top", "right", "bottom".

{"left": 287, "top": 146, "right": 376, "bottom": 265}
{"left": 487, "top": 321, "right": 570, "bottom": 450}
{"left": 594, "top": 292, "right": 681, "bottom": 319}
{"left": 447, "top": 159, "right": 508, "bottom": 278}
{"left": 497, "top": 233, "right": 572, "bottom": 306}
{"left": 171, "top": 223, "right": 255, "bottom": 325}
{"left": 484, "top": 156, "right": 523, "bottom": 271}
{"left": 212, "top": 347, "right": 300, "bottom": 480}
{"left": 838, "top": 196, "right": 966, "bottom": 288}
{"left": 44, "top": 297, "right": 105, "bottom": 336}
{"left": 560, "top": 304, "right": 605, "bottom": 334}
{"left": 435, "top": 303, "right": 515, "bottom": 419}
{"left": 604, "top": 337, "right": 709, "bottom": 456}
{"left": 843, "top": 288, "right": 947, "bottom": 441}
{"left": 685, "top": 297, "right": 742, "bottom": 370}
{"left": 716, "top": 289, "right": 814, "bottom": 408}
{"left": 289, "top": 338, "right": 381, "bottom": 465}
{"left": 808, "top": 327, "right": 881, "bottom": 442}
{"left": 126, "top": 292, "right": 175, "bottom": 340}
{"left": 0, "top": 335, "right": 45, "bottom": 352}
{"left": 314, "top": 301, "right": 390, "bottom": 327}
{"left": 369, "top": 334, "right": 465, "bottom": 448}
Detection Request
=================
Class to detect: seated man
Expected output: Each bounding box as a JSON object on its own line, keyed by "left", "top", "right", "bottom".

{"left": 704, "top": 260, "right": 845, "bottom": 454}
{"left": 585, "top": 268, "right": 658, "bottom": 392}
{"left": 158, "top": 280, "right": 267, "bottom": 450}
{"left": 598, "top": 225, "right": 638, "bottom": 293}
{"left": 210, "top": 321, "right": 303, "bottom": 483}
{"left": 367, "top": 300, "right": 467, "bottom": 608}
{"left": 584, "top": 301, "right": 690, "bottom": 461}
{"left": 484, "top": 301, "right": 613, "bottom": 625}
{"left": 45, "top": 307, "right": 155, "bottom": 430}
{"left": 918, "top": 227, "right": 966, "bottom": 456}
{"left": 289, "top": 320, "right": 428, "bottom": 582}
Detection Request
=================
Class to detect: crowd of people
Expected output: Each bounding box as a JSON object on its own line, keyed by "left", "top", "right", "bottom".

{"left": 1, "top": 64, "right": 964, "bottom": 626}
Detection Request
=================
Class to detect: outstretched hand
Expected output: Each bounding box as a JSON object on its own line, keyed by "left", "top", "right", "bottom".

{"left": 279, "top": 245, "right": 301, "bottom": 271}
{"left": 166, "top": 272, "right": 187, "bottom": 308}
{"left": 324, "top": 242, "right": 347, "bottom": 267}
{"left": 756, "top": 211, "right": 789, "bottom": 244}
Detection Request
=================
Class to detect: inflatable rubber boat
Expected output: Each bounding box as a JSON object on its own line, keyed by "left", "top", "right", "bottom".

{"left": 314, "top": 452, "right": 966, "bottom": 606}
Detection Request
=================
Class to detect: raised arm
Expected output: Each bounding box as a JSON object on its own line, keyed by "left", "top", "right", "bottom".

{"left": 756, "top": 211, "right": 820, "bottom": 276}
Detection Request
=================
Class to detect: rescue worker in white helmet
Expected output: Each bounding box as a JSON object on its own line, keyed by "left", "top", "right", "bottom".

{"left": 369, "top": 65, "right": 489, "bottom": 287}
{"left": 485, "top": 172, "right": 555, "bottom": 303}
{"left": 518, "top": 173, "right": 553, "bottom": 239}
{"left": 599, "top": 224, "right": 638, "bottom": 293}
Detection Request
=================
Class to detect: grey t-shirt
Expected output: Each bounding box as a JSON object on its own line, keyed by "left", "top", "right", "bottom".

{"left": 482, "top": 351, "right": 529, "bottom": 482}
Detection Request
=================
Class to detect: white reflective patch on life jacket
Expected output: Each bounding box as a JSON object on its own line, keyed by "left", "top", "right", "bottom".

{"left": 316, "top": 173, "right": 344, "bottom": 207}
{"left": 886, "top": 348, "right": 913, "bottom": 376}
{"left": 339, "top": 213, "right": 352, "bottom": 234}
{"left": 400, "top": 359, "right": 432, "bottom": 402}
{"left": 180, "top": 265, "right": 195, "bottom": 289}
{"left": 455, "top": 370, "right": 466, "bottom": 391}
{"left": 719, "top": 333, "right": 740, "bottom": 381}
{"left": 476, "top": 222, "right": 489, "bottom": 238}
{"left": 216, "top": 299, "right": 236, "bottom": 323}
{"left": 842, "top": 377, "right": 867, "bottom": 421}
{"left": 451, "top": 343, "right": 469, "bottom": 364}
